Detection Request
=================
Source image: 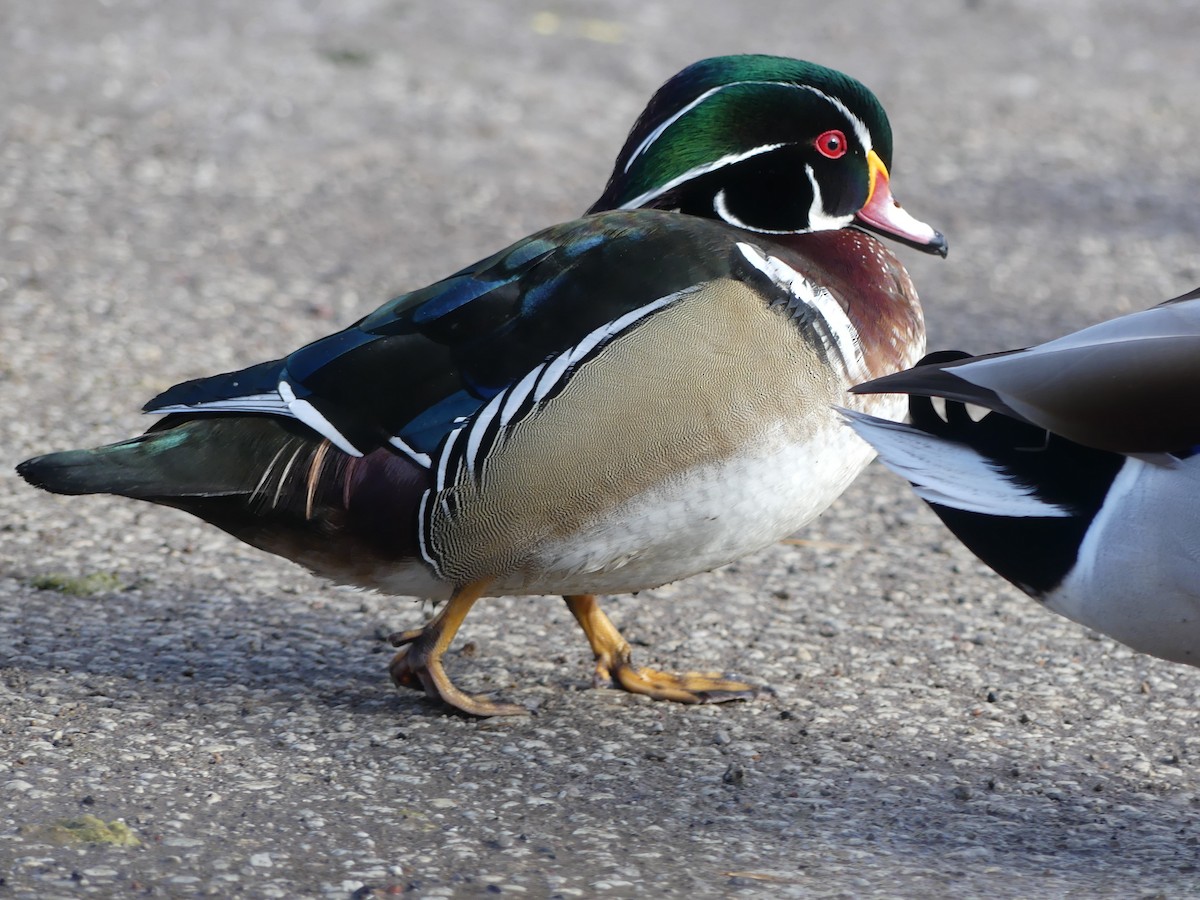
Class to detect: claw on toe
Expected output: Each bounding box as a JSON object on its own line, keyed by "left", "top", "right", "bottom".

{"left": 565, "top": 594, "right": 762, "bottom": 705}
{"left": 387, "top": 579, "right": 528, "bottom": 718}
{"left": 389, "top": 644, "right": 526, "bottom": 717}
{"left": 387, "top": 627, "right": 424, "bottom": 648}
{"left": 598, "top": 657, "right": 759, "bottom": 704}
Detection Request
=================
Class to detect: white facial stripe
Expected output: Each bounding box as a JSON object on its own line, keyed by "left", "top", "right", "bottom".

{"left": 805, "top": 86, "right": 872, "bottom": 154}
{"left": 623, "top": 84, "right": 729, "bottom": 174}
{"left": 714, "top": 189, "right": 790, "bottom": 234}
{"left": 803, "top": 164, "right": 855, "bottom": 232}
{"left": 711, "top": 166, "right": 853, "bottom": 236}
{"left": 713, "top": 189, "right": 752, "bottom": 230}
{"left": 618, "top": 143, "right": 786, "bottom": 212}
{"left": 736, "top": 242, "right": 867, "bottom": 382}
{"left": 621, "top": 78, "right": 873, "bottom": 190}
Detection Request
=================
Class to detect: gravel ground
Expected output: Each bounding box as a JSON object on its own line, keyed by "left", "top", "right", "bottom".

{"left": 4, "top": 1, "right": 1200, "bottom": 897}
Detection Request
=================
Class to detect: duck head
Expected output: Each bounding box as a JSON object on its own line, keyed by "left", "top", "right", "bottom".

{"left": 590, "top": 54, "right": 947, "bottom": 257}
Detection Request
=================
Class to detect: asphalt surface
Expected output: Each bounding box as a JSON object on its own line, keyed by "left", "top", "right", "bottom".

{"left": 4, "top": 1, "right": 1200, "bottom": 897}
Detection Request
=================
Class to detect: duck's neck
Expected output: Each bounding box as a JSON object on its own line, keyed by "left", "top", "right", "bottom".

{"left": 756, "top": 228, "right": 926, "bottom": 380}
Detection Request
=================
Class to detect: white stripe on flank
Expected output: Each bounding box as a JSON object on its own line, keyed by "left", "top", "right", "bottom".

{"left": 387, "top": 436, "right": 432, "bottom": 469}
{"left": 432, "top": 285, "right": 700, "bottom": 490}
{"left": 464, "top": 391, "right": 505, "bottom": 476}
{"left": 500, "top": 364, "right": 546, "bottom": 429}
{"left": 435, "top": 425, "right": 465, "bottom": 492}
{"left": 841, "top": 408, "right": 1072, "bottom": 518}
{"left": 561, "top": 286, "right": 699, "bottom": 367}
{"left": 278, "top": 380, "right": 362, "bottom": 457}
{"left": 416, "top": 489, "right": 443, "bottom": 576}
{"left": 533, "top": 351, "right": 574, "bottom": 403}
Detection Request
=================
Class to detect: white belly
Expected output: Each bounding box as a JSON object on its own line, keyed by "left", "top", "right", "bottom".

{"left": 365, "top": 413, "right": 880, "bottom": 601}
{"left": 494, "top": 404, "right": 886, "bottom": 596}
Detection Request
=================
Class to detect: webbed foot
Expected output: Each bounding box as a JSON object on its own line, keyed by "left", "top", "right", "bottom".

{"left": 387, "top": 580, "right": 528, "bottom": 717}
{"left": 564, "top": 594, "right": 762, "bottom": 704}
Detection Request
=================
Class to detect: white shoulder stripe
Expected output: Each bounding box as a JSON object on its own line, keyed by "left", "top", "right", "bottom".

{"left": 841, "top": 408, "right": 1072, "bottom": 518}
{"left": 805, "top": 85, "right": 871, "bottom": 154}
{"left": 736, "top": 242, "right": 867, "bottom": 382}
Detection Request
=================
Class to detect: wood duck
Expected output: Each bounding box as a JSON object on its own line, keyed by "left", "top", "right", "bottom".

{"left": 845, "top": 288, "right": 1200, "bottom": 668}
{"left": 19, "top": 55, "right": 947, "bottom": 716}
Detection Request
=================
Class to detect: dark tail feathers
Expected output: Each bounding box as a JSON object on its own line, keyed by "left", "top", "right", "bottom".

{"left": 18, "top": 416, "right": 430, "bottom": 567}
{"left": 17, "top": 418, "right": 315, "bottom": 501}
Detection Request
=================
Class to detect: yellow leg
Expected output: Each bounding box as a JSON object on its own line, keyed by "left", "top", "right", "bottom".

{"left": 388, "top": 579, "right": 526, "bottom": 717}
{"left": 563, "top": 594, "right": 760, "bottom": 704}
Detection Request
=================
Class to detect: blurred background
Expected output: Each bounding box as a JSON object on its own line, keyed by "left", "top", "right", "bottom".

{"left": 3, "top": 1, "right": 1200, "bottom": 896}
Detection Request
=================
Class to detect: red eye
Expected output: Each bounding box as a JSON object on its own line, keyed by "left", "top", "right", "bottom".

{"left": 815, "top": 129, "right": 847, "bottom": 160}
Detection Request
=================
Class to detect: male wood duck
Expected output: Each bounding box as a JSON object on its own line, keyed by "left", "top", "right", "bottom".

{"left": 19, "top": 55, "right": 946, "bottom": 716}
{"left": 844, "top": 288, "right": 1200, "bottom": 668}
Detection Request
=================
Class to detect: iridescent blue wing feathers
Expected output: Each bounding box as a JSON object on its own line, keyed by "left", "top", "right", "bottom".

{"left": 146, "top": 211, "right": 733, "bottom": 460}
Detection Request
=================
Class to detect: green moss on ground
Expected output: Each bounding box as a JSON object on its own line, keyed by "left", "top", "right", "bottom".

{"left": 29, "top": 571, "right": 123, "bottom": 596}
{"left": 20, "top": 815, "right": 140, "bottom": 847}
